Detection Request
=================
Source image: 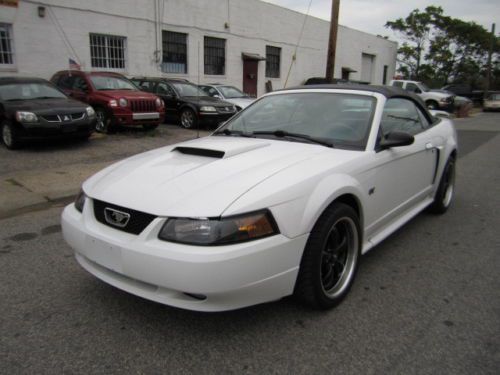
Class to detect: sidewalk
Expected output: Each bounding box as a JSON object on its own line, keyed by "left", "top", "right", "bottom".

{"left": 0, "top": 160, "right": 113, "bottom": 219}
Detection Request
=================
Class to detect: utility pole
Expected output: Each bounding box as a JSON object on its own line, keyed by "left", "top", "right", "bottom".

{"left": 485, "top": 23, "right": 496, "bottom": 98}
{"left": 325, "top": 0, "right": 340, "bottom": 83}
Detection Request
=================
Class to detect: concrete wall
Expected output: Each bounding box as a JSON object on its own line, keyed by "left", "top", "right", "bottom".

{"left": 0, "top": 0, "right": 397, "bottom": 96}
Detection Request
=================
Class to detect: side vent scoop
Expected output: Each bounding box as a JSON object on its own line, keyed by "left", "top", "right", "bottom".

{"left": 173, "top": 147, "right": 225, "bottom": 159}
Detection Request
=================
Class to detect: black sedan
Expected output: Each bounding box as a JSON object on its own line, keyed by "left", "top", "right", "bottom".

{"left": 0, "top": 77, "right": 96, "bottom": 149}
{"left": 131, "top": 77, "right": 236, "bottom": 129}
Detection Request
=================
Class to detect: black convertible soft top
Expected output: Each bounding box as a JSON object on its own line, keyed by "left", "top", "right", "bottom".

{"left": 279, "top": 84, "right": 429, "bottom": 113}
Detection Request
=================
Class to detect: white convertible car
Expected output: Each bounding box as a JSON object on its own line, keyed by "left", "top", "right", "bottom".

{"left": 62, "top": 85, "right": 457, "bottom": 312}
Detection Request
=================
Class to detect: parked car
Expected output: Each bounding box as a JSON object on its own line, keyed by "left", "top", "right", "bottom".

{"left": 198, "top": 84, "right": 255, "bottom": 111}
{"left": 389, "top": 80, "right": 454, "bottom": 110}
{"left": 131, "top": 77, "right": 237, "bottom": 129}
{"left": 51, "top": 71, "right": 165, "bottom": 133}
{"left": 0, "top": 77, "right": 96, "bottom": 149}
{"left": 441, "top": 83, "right": 484, "bottom": 104}
{"left": 432, "top": 89, "right": 472, "bottom": 108}
{"left": 61, "top": 84, "right": 457, "bottom": 312}
{"left": 483, "top": 92, "right": 500, "bottom": 111}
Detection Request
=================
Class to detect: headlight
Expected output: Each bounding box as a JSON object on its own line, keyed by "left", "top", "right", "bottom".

{"left": 199, "top": 106, "right": 217, "bottom": 113}
{"left": 158, "top": 210, "right": 279, "bottom": 246}
{"left": 155, "top": 98, "right": 163, "bottom": 108}
{"left": 86, "top": 106, "right": 96, "bottom": 118}
{"left": 75, "top": 189, "right": 87, "bottom": 213}
{"left": 15, "top": 111, "right": 38, "bottom": 123}
{"left": 119, "top": 98, "right": 128, "bottom": 107}
{"left": 109, "top": 99, "right": 118, "bottom": 107}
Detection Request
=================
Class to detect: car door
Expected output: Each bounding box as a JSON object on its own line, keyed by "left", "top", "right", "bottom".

{"left": 363, "top": 98, "right": 439, "bottom": 239}
{"left": 156, "top": 82, "right": 179, "bottom": 119}
{"left": 69, "top": 75, "right": 90, "bottom": 103}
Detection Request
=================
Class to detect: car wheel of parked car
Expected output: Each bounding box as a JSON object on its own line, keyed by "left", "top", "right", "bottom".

{"left": 142, "top": 124, "right": 159, "bottom": 131}
{"left": 426, "top": 100, "right": 439, "bottom": 110}
{"left": 294, "top": 202, "right": 361, "bottom": 309}
{"left": 1, "top": 121, "right": 20, "bottom": 150}
{"left": 95, "top": 108, "right": 112, "bottom": 133}
{"left": 180, "top": 108, "right": 197, "bottom": 129}
{"left": 428, "top": 157, "right": 456, "bottom": 214}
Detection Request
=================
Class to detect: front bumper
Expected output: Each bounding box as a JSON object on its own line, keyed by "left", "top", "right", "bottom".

{"left": 61, "top": 201, "right": 308, "bottom": 312}
{"left": 109, "top": 108, "right": 165, "bottom": 126}
{"left": 18, "top": 119, "right": 95, "bottom": 140}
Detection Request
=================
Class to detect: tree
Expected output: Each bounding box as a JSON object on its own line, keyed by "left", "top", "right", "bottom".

{"left": 386, "top": 7, "right": 499, "bottom": 88}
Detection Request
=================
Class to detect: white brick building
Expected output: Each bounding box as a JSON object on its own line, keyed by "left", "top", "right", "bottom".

{"left": 0, "top": 0, "right": 397, "bottom": 96}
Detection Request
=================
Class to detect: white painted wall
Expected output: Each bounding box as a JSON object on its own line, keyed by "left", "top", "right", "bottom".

{"left": 0, "top": 0, "right": 397, "bottom": 96}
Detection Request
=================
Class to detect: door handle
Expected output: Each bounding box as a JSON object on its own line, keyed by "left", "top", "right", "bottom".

{"left": 425, "top": 142, "right": 434, "bottom": 150}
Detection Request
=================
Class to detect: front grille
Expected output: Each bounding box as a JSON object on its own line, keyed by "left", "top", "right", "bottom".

{"left": 130, "top": 99, "right": 156, "bottom": 113}
{"left": 40, "top": 112, "right": 86, "bottom": 122}
{"left": 217, "top": 106, "right": 235, "bottom": 114}
{"left": 93, "top": 199, "right": 157, "bottom": 235}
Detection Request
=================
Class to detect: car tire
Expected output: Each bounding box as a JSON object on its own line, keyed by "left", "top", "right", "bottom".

{"left": 1, "top": 121, "right": 21, "bottom": 150}
{"left": 95, "top": 107, "right": 113, "bottom": 134}
{"left": 428, "top": 156, "right": 456, "bottom": 214}
{"left": 142, "top": 124, "right": 159, "bottom": 131}
{"left": 426, "top": 100, "right": 439, "bottom": 110}
{"left": 294, "top": 202, "right": 361, "bottom": 309}
{"left": 180, "top": 108, "right": 198, "bottom": 129}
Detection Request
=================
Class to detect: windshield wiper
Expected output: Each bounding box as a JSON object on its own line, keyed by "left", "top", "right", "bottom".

{"left": 387, "top": 114, "right": 419, "bottom": 123}
{"left": 213, "top": 128, "right": 255, "bottom": 138}
{"left": 251, "top": 130, "right": 334, "bottom": 148}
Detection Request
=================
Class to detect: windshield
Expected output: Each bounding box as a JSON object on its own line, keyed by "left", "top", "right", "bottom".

{"left": 0, "top": 83, "right": 67, "bottom": 101}
{"left": 218, "top": 86, "right": 247, "bottom": 98}
{"left": 171, "top": 82, "right": 207, "bottom": 97}
{"left": 90, "top": 75, "right": 137, "bottom": 91}
{"left": 218, "top": 93, "right": 376, "bottom": 150}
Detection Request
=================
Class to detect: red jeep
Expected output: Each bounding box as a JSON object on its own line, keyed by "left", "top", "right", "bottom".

{"left": 51, "top": 71, "right": 165, "bottom": 133}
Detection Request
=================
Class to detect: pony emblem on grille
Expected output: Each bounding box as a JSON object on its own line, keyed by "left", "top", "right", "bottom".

{"left": 104, "top": 207, "right": 131, "bottom": 228}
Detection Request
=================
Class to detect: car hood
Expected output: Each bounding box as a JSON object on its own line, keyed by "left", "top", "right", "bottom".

{"left": 182, "top": 96, "right": 234, "bottom": 107}
{"left": 223, "top": 97, "right": 255, "bottom": 109}
{"left": 83, "top": 136, "right": 356, "bottom": 217}
{"left": 3, "top": 98, "right": 87, "bottom": 113}
{"left": 96, "top": 90, "right": 157, "bottom": 100}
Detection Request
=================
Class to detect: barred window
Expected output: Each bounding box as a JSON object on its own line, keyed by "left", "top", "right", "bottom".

{"left": 162, "top": 31, "right": 187, "bottom": 74}
{"left": 90, "top": 34, "right": 126, "bottom": 69}
{"left": 204, "top": 37, "right": 225, "bottom": 75}
{"left": 266, "top": 46, "right": 281, "bottom": 78}
{"left": 0, "top": 23, "right": 14, "bottom": 66}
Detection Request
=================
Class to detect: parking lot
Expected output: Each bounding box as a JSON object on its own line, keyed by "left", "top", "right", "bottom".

{"left": 1, "top": 114, "right": 499, "bottom": 374}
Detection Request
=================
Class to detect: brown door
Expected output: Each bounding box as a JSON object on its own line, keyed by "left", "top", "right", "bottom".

{"left": 243, "top": 60, "right": 258, "bottom": 97}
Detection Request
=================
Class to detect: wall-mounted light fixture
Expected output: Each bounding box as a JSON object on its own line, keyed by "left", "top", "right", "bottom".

{"left": 38, "top": 6, "right": 46, "bottom": 18}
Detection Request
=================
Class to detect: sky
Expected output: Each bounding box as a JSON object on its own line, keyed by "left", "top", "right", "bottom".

{"left": 261, "top": 0, "right": 499, "bottom": 39}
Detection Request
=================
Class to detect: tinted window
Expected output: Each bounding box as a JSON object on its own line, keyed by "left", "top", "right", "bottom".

{"left": 134, "top": 80, "right": 155, "bottom": 92}
{"left": 392, "top": 81, "right": 404, "bottom": 88}
{"left": 57, "top": 74, "right": 75, "bottom": 90}
{"left": 157, "top": 82, "right": 175, "bottom": 96}
{"left": 200, "top": 86, "right": 219, "bottom": 97}
{"left": 405, "top": 82, "right": 420, "bottom": 93}
{"left": 380, "top": 98, "right": 425, "bottom": 136}
{"left": 72, "top": 76, "right": 88, "bottom": 92}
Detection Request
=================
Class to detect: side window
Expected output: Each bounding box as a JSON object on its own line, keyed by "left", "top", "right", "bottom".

{"left": 157, "top": 82, "right": 174, "bottom": 96}
{"left": 405, "top": 82, "right": 420, "bottom": 93}
{"left": 135, "top": 80, "right": 154, "bottom": 92}
{"left": 57, "top": 75, "right": 75, "bottom": 90}
{"left": 72, "top": 76, "right": 88, "bottom": 92}
{"left": 392, "top": 81, "right": 404, "bottom": 88}
{"left": 201, "top": 86, "right": 219, "bottom": 97}
{"left": 380, "top": 98, "right": 425, "bottom": 136}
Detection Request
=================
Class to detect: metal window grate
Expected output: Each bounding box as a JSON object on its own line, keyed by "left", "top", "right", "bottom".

{"left": 204, "top": 37, "right": 225, "bottom": 75}
{"left": 266, "top": 46, "right": 281, "bottom": 78}
{"left": 162, "top": 31, "right": 187, "bottom": 74}
{"left": 90, "top": 33, "right": 126, "bottom": 69}
{"left": 0, "top": 23, "right": 14, "bottom": 65}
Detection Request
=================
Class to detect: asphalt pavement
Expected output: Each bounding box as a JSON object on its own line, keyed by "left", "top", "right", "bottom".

{"left": 0, "top": 114, "right": 499, "bottom": 374}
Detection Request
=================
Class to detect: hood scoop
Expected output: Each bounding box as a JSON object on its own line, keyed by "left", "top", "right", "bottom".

{"left": 173, "top": 147, "right": 225, "bottom": 158}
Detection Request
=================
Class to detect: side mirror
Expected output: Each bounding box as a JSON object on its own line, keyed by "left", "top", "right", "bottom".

{"left": 379, "top": 131, "right": 414, "bottom": 150}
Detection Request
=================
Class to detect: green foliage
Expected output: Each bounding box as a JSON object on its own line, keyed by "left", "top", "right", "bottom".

{"left": 385, "top": 6, "right": 499, "bottom": 88}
